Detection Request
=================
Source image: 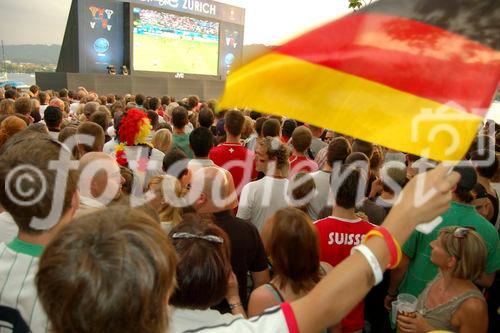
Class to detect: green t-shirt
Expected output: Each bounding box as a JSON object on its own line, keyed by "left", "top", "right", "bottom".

{"left": 399, "top": 201, "right": 500, "bottom": 297}
{"left": 172, "top": 133, "right": 194, "bottom": 159}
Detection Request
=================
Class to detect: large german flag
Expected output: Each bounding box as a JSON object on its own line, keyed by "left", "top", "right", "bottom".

{"left": 219, "top": 0, "right": 500, "bottom": 161}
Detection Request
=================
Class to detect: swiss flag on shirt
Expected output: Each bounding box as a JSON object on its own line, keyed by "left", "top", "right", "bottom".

{"left": 209, "top": 143, "right": 257, "bottom": 195}
{"left": 314, "top": 216, "right": 376, "bottom": 333}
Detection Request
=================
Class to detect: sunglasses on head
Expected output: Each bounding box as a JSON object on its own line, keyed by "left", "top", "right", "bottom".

{"left": 452, "top": 226, "right": 476, "bottom": 239}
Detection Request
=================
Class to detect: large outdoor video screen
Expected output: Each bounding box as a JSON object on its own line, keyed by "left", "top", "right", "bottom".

{"left": 132, "top": 7, "right": 219, "bottom": 75}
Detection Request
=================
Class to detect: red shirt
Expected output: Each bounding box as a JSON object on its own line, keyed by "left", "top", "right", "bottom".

{"left": 289, "top": 155, "right": 318, "bottom": 179}
{"left": 209, "top": 142, "right": 257, "bottom": 195}
{"left": 314, "top": 216, "right": 376, "bottom": 333}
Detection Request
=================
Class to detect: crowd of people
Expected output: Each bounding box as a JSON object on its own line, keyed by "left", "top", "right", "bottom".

{"left": 0, "top": 84, "right": 499, "bottom": 333}
{"left": 137, "top": 9, "right": 219, "bottom": 36}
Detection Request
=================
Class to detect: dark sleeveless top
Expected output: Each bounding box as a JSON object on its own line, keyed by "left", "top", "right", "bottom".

{"left": 264, "top": 265, "right": 329, "bottom": 333}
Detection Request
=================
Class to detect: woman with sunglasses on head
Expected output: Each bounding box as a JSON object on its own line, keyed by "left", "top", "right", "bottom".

{"left": 397, "top": 226, "right": 489, "bottom": 333}
{"left": 168, "top": 214, "right": 247, "bottom": 332}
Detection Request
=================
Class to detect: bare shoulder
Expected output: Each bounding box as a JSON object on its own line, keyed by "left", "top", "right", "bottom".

{"left": 249, "top": 284, "right": 277, "bottom": 304}
{"left": 458, "top": 296, "right": 487, "bottom": 314}
{"left": 452, "top": 295, "right": 488, "bottom": 331}
{"left": 248, "top": 284, "right": 280, "bottom": 317}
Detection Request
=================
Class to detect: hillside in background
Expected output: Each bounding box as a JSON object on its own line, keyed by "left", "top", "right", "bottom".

{"left": 1, "top": 44, "right": 272, "bottom": 67}
{"left": 2, "top": 44, "right": 61, "bottom": 64}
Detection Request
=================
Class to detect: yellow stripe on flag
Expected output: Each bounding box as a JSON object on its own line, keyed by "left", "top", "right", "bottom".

{"left": 220, "top": 53, "right": 482, "bottom": 161}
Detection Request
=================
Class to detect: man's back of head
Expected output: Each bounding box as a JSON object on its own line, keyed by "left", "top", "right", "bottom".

{"left": 162, "top": 149, "right": 190, "bottom": 186}
{"left": 149, "top": 97, "right": 160, "bottom": 111}
{"left": 291, "top": 126, "right": 313, "bottom": 153}
{"left": 90, "top": 111, "right": 110, "bottom": 133}
{"left": 192, "top": 166, "right": 237, "bottom": 214}
{"left": 345, "top": 152, "right": 370, "bottom": 178}
{"left": 49, "top": 98, "right": 65, "bottom": 113}
{"left": 36, "top": 207, "right": 177, "bottom": 333}
{"left": 30, "top": 85, "right": 40, "bottom": 96}
{"left": 332, "top": 164, "right": 363, "bottom": 210}
{"left": 327, "top": 137, "right": 351, "bottom": 168}
{"left": 261, "top": 118, "right": 281, "bottom": 138}
{"left": 187, "top": 95, "right": 199, "bottom": 111}
{"left": 380, "top": 161, "right": 407, "bottom": 195}
{"left": 171, "top": 106, "right": 188, "bottom": 131}
{"left": 59, "top": 89, "right": 69, "bottom": 99}
{"left": 83, "top": 101, "right": 100, "bottom": 120}
{"left": 0, "top": 131, "right": 78, "bottom": 234}
{"left": 44, "top": 106, "right": 63, "bottom": 129}
{"left": 77, "top": 89, "right": 87, "bottom": 101}
{"left": 189, "top": 127, "right": 214, "bottom": 158}
{"left": 147, "top": 110, "right": 159, "bottom": 130}
{"left": 282, "top": 119, "right": 297, "bottom": 139}
{"left": 135, "top": 94, "right": 145, "bottom": 106}
{"left": 78, "top": 152, "right": 122, "bottom": 203}
{"left": 224, "top": 109, "right": 245, "bottom": 137}
{"left": 76, "top": 122, "right": 105, "bottom": 156}
{"left": 198, "top": 107, "right": 215, "bottom": 128}
{"left": 4, "top": 89, "right": 18, "bottom": 100}
{"left": 14, "top": 97, "right": 32, "bottom": 116}
{"left": 352, "top": 139, "right": 374, "bottom": 159}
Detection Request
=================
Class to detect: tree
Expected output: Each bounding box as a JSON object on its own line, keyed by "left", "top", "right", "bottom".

{"left": 348, "top": 0, "right": 373, "bottom": 10}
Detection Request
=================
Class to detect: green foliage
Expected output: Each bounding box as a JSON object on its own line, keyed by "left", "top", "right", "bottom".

{"left": 348, "top": 0, "right": 373, "bottom": 10}
{"left": 348, "top": 0, "right": 364, "bottom": 10}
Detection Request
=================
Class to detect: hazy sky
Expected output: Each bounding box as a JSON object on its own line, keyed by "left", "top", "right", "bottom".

{"left": 0, "top": 0, "right": 353, "bottom": 45}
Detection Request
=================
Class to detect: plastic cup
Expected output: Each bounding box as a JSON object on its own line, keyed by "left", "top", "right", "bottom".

{"left": 397, "top": 293, "right": 417, "bottom": 305}
{"left": 396, "top": 294, "right": 418, "bottom": 332}
{"left": 398, "top": 301, "right": 417, "bottom": 315}
{"left": 391, "top": 300, "right": 400, "bottom": 327}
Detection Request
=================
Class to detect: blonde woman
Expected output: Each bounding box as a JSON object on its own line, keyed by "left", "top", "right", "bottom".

{"left": 152, "top": 128, "right": 172, "bottom": 154}
{"left": 147, "top": 174, "right": 184, "bottom": 233}
{"left": 397, "top": 226, "right": 488, "bottom": 333}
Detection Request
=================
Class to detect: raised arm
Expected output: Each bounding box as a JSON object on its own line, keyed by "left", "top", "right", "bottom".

{"left": 291, "top": 164, "right": 459, "bottom": 332}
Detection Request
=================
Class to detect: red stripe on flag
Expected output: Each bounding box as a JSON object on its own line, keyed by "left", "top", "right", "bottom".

{"left": 275, "top": 13, "right": 500, "bottom": 115}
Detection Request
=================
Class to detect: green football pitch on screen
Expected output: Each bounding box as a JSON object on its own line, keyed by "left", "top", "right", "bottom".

{"left": 133, "top": 34, "right": 219, "bottom": 75}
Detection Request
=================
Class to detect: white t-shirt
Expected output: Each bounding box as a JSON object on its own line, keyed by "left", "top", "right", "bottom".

{"left": 122, "top": 146, "right": 164, "bottom": 171}
{"left": 0, "top": 212, "right": 17, "bottom": 244}
{"left": 307, "top": 170, "right": 333, "bottom": 220}
{"left": 39, "top": 105, "right": 48, "bottom": 119}
{"left": 107, "top": 126, "right": 116, "bottom": 139}
{"left": 112, "top": 146, "right": 165, "bottom": 193}
{"left": 245, "top": 134, "right": 258, "bottom": 151}
{"left": 73, "top": 196, "right": 106, "bottom": 219}
{"left": 197, "top": 303, "right": 298, "bottom": 333}
{"left": 237, "top": 177, "right": 289, "bottom": 231}
{"left": 187, "top": 158, "right": 215, "bottom": 174}
{"left": 69, "top": 102, "right": 80, "bottom": 115}
{"left": 186, "top": 122, "right": 194, "bottom": 134}
{"left": 169, "top": 307, "right": 240, "bottom": 333}
{"left": 48, "top": 131, "right": 59, "bottom": 141}
{"left": 0, "top": 240, "right": 49, "bottom": 333}
{"left": 103, "top": 140, "right": 117, "bottom": 155}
